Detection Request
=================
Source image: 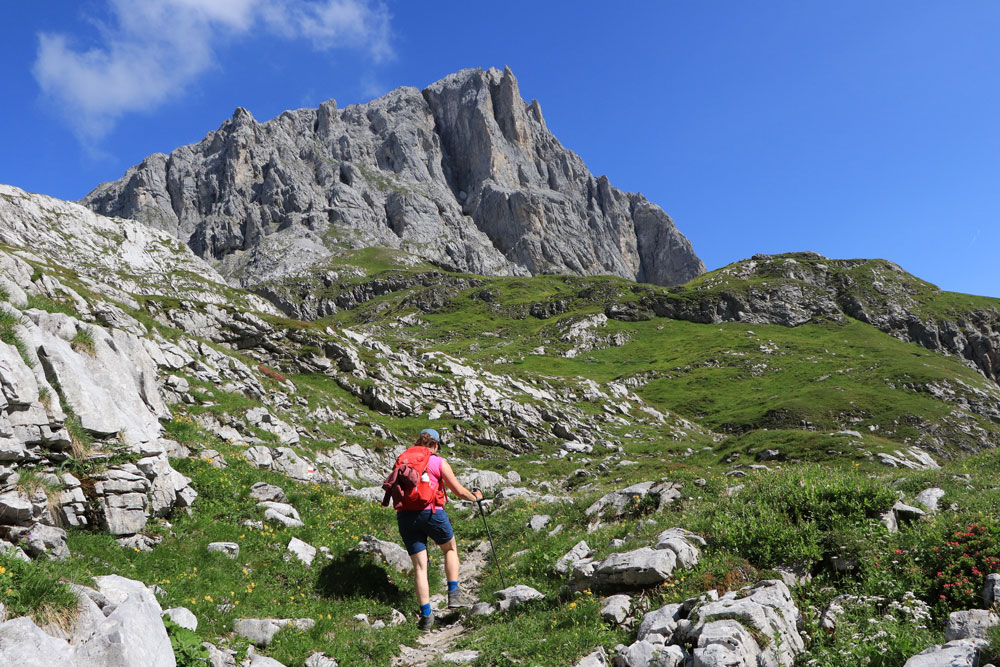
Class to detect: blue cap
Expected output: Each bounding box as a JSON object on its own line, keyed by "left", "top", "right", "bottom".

{"left": 421, "top": 428, "right": 440, "bottom": 442}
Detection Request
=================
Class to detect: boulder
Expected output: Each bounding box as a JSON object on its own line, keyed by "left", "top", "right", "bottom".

{"left": 233, "top": 617, "right": 315, "bottom": 647}
{"left": 305, "top": 653, "right": 339, "bottom": 667}
{"left": 688, "top": 580, "right": 804, "bottom": 667}
{"left": 983, "top": 573, "right": 1000, "bottom": 606}
{"left": 915, "top": 488, "right": 946, "bottom": 514}
{"left": 586, "top": 481, "right": 681, "bottom": 519}
{"left": 903, "top": 640, "right": 983, "bottom": 667}
{"left": 354, "top": 535, "right": 412, "bottom": 573}
{"left": 0, "top": 617, "right": 75, "bottom": 666}
{"left": 586, "top": 547, "right": 677, "bottom": 590}
{"left": 249, "top": 482, "right": 287, "bottom": 503}
{"left": 945, "top": 609, "right": 1000, "bottom": 642}
{"left": 600, "top": 594, "right": 632, "bottom": 626}
{"left": 208, "top": 542, "right": 240, "bottom": 558}
{"left": 495, "top": 584, "right": 544, "bottom": 611}
{"left": 259, "top": 502, "right": 303, "bottom": 528}
{"left": 575, "top": 647, "right": 610, "bottom": 667}
{"left": 287, "top": 537, "right": 317, "bottom": 567}
{"left": 528, "top": 515, "right": 550, "bottom": 532}
{"left": 163, "top": 606, "right": 198, "bottom": 631}
{"left": 613, "top": 641, "right": 686, "bottom": 667}
{"left": 555, "top": 540, "right": 593, "bottom": 575}
{"left": 72, "top": 575, "right": 175, "bottom": 667}
{"left": 637, "top": 603, "right": 683, "bottom": 643}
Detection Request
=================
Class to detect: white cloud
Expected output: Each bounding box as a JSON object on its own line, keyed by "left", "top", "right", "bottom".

{"left": 33, "top": 0, "right": 392, "bottom": 143}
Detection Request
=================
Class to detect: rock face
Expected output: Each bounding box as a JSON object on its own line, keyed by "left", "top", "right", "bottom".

{"left": 0, "top": 575, "right": 175, "bottom": 667}
{"left": 643, "top": 252, "right": 1000, "bottom": 388}
{"left": 83, "top": 67, "right": 704, "bottom": 308}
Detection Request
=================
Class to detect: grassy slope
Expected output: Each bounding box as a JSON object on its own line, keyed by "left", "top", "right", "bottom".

{"left": 7, "top": 250, "right": 1000, "bottom": 666}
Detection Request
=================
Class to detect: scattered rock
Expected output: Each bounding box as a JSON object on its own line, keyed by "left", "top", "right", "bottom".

{"left": 208, "top": 542, "right": 240, "bottom": 558}
{"left": 495, "top": 584, "right": 544, "bottom": 611}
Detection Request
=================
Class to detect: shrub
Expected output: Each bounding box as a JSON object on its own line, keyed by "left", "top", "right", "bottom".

{"left": 258, "top": 364, "right": 288, "bottom": 383}
{"left": 163, "top": 617, "right": 210, "bottom": 666}
{"left": 925, "top": 519, "right": 1000, "bottom": 613}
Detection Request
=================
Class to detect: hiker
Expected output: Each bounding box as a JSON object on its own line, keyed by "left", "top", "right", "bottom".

{"left": 390, "top": 428, "right": 483, "bottom": 631}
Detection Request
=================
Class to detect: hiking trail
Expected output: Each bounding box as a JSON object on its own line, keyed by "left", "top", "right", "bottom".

{"left": 392, "top": 540, "right": 492, "bottom": 666}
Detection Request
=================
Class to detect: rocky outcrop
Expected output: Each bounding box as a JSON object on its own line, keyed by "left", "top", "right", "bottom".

{"left": 83, "top": 67, "right": 703, "bottom": 303}
{"left": 0, "top": 575, "right": 175, "bottom": 667}
{"left": 613, "top": 580, "right": 806, "bottom": 667}
{"left": 641, "top": 252, "right": 1000, "bottom": 388}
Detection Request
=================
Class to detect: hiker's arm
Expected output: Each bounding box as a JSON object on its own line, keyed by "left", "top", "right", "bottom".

{"left": 440, "top": 460, "right": 482, "bottom": 501}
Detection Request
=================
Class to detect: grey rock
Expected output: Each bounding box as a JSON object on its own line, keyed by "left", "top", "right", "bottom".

{"left": 163, "top": 606, "right": 198, "bottom": 631}
{"left": 85, "top": 68, "right": 703, "bottom": 315}
{"left": 0, "top": 617, "right": 75, "bottom": 666}
{"left": 893, "top": 501, "right": 926, "bottom": 522}
{"left": 600, "top": 594, "right": 632, "bottom": 626}
{"left": 691, "top": 619, "right": 762, "bottom": 667}
{"left": 24, "top": 312, "right": 167, "bottom": 446}
{"left": 575, "top": 647, "right": 610, "bottom": 667}
{"left": 258, "top": 502, "right": 303, "bottom": 528}
{"left": 915, "top": 487, "right": 946, "bottom": 513}
{"left": 305, "top": 653, "right": 338, "bottom": 667}
{"left": 287, "top": 537, "right": 317, "bottom": 567}
{"left": 653, "top": 528, "right": 704, "bottom": 569}
{"left": 614, "top": 641, "right": 686, "bottom": 667}
{"left": 495, "top": 584, "right": 544, "bottom": 611}
{"left": 471, "top": 602, "right": 495, "bottom": 616}
{"left": 586, "top": 547, "right": 677, "bottom": 589}
{"left": 208, "top": 542, "right": 241, "bottom": 558}
{"left": 249, "top": 482, "right": 287, "bottom": 503}
{"left": 903, "top": 640, "right": 983, "bottom": 667}
{"left": 637, "top": 603, "right": 683, "bottom": 643}
{"left": 586, "top": 481, "right": 681, "bottom": 519}
{"left": 441, "top": 650, "right": 480, "bottom": 664}
{"left": 983, "top": 573, "right": 1000, "bottom": 605}
{"left": 945, "top": 609, "right": 1000, "bottom": 642}
{"left": 233, "top": 617, "right": 315, "bottom": 647}
{"left": 528, "top": 514, "right": 550, "bottom": 532}
{"left": 354, "top": 535, "right": 412, "bottom": 573}
{"left": 689, "top": 580, "right": 804, "bottom": 667}
{"left": 556, "top": 540, "right": 593, "bottom": 575}
{"left": 204, "top": 642, "right": 239, "bottom": 667}
{"left": 72, "top": 575, "right": 175, "bottom": 667}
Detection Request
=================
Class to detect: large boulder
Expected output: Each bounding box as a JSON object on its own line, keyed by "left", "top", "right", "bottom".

{"left": 687, "top": 580, "right": 804, "bottom": 667}
{"left": 903, "top": 640, "right": 983, "bottom": 667}
{"left": 354, "top": 535, "right": 412, "bottom": 573}
{"left": 586, "top": 481, "right": 681, "bottom": 520}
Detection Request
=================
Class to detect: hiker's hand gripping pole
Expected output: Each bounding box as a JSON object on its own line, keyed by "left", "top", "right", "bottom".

{"left": 472, "top": 488, "right": 506, "bottom": 589}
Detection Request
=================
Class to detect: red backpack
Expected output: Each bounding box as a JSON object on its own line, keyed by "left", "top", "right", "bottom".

{"left": 381, "top": 446, "right": 448, "bottom": 511}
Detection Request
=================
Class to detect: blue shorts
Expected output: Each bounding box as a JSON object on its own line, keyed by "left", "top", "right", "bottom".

{"left": 396, "top": 509, "right": 454, "bottom": 555}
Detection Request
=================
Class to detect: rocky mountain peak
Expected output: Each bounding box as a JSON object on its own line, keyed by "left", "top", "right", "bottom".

{"left": 83, "top": 67, "right": 705, "bottom": 310}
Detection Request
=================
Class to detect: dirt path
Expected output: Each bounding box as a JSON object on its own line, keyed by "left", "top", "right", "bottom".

{"left": 391, "top": 540, "right": 492, "bottom": 666}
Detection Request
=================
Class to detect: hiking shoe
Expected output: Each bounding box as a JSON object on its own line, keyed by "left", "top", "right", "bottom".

{"left": 417, "top": 611, "right": 434, "bottom": 631}
{"left": 448, "top": 588, "right": 469, "bottom": 608}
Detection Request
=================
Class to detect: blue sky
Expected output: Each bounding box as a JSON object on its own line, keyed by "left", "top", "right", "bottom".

{"left": 2, "top": 2, "right": 999, "bottom": 296}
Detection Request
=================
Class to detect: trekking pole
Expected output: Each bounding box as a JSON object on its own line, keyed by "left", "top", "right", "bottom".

{"left": 472, "top": 488, "right": 506, "bottom": 589}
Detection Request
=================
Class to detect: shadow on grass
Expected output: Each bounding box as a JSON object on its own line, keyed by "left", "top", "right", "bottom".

{"left": 316, "top": 552, "right": 406, "bottom": 603}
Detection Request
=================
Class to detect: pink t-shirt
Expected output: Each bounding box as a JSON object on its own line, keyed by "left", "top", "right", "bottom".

{"left": 425, "top": 455, "right": 446, "bottom": 510}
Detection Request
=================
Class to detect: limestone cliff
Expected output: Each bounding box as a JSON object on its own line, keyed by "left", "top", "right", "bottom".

{"left": 83, "top": 67, "right": 704, "bottom": 300}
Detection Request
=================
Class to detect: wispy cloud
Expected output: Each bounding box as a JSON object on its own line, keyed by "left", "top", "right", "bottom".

{"left": 33, "top": 0, "right": 392, "bottom": 144}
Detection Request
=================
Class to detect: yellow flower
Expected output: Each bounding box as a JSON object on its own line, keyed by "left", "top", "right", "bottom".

{"left": 568, "top": 602, "right": 576, "bottom": 609}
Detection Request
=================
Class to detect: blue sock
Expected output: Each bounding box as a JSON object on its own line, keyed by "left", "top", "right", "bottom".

{"left": 420, "top": 603, "right": 431, "bottom": 617}
{"left": 447, "top": 580, "right": 458, "bottom": 592}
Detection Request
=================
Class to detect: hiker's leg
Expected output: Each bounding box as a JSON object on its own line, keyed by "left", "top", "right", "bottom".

{"left": 438, "top": 537, "right": 460, "bottom": 584}
{"left": 410, "top": 549, "right": 430, "bottom": 606}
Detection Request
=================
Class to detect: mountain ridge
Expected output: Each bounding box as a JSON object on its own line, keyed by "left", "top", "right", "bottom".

{"left": 83, "top": 66, "right": 705, "bottom": 306}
